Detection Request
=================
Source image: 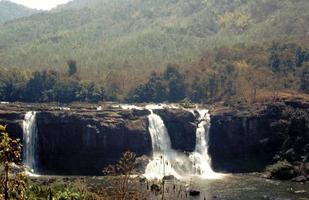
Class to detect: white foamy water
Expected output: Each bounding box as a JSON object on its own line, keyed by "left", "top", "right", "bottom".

{"left": 144, "top": 108, "right": 222, "bottom": 180}
{"left": 189, "top": 109, "right": 222, "bottom": 179}
{"left": 120, "top": 104, "right": 181, "bottom": 111}
{"left": 144, "top": 110, "right": 182, "bottom": 179}
{"left": 23, "top": 111, "right": 38, "bottom": 173}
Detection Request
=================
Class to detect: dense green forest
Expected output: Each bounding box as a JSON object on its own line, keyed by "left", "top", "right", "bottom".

{"left": 0, "top": 0, "right": 308, "bottom": 103}
{"left": 0, "top": 1, "right": 39, "bottom": 23}
{"left": 0, "top": 0, "right": 308, "bottom": 73}
{"left": 1, "top": 42, "right": 308, "bottom": 103}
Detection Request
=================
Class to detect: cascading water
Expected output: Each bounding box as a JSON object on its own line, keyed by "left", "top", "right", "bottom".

{"left": 144, "top": 110, "right": 182, "bottom": 180}
{"left": 189, "top": 109, "right": 221, "bottom": 179}
{"left": 144, "top": 107, "right": 222, "bottom": 180}
{"left": 22, "top": 111, "right": 38, "bottom": 173}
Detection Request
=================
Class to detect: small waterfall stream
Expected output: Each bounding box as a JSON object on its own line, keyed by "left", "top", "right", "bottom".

{"left": 189, "top": 109, "right": 220, "bottom": 179}
{"left": 144, "top": 107, "right": 221, "bottom": 180}
{"left": 144, "top": 110, "right": 182, "bottom": 179}
{"left": 22, "top": 111, "right": 38, "bottom": 173}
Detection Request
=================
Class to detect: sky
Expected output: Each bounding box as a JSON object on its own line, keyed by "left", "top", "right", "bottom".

{"left": 8, "top": 0, "right": 72, "bottom": 10}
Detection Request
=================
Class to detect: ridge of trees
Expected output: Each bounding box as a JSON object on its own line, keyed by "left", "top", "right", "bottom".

{"left": 0, "top": 0, "right": 308, "bottom": 71}
{"left": 0, "top": 42, "right": 308, "bottom": 104}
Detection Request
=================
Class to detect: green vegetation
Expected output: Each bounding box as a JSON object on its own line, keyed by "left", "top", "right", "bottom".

{"left": 103, "top": 151, "right": 141, "bottom": 199}
{"left": 0, "top": 127, "right": 27, "bottom": 200}
{"left": 0, "top": 1, "right": 38, "bottom": 24}
{"left": 183, "top": 42, "right": 309, "bottom": 103}
{"left": 0, "top": 62, "right": 110, "bottom": 103}
{"left": 0, "top": 42, "right": 308, "bottom": 103}
{"left": 0, "top": 0, "right": 308, "bottom": 73}
{"left": 127, "top": 64, "right": 187, "bottom": 103}
{"left": 0, "top": 0, "right": 308, "bottom": 104}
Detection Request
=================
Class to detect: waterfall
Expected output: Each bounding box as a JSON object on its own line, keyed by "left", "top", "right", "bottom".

{"left": 144, "top": 110, "right": 182, "bottom": 180}
{"left": 22, "top": 111, "right": 38, "bottom": 173}
{"left": 189, "top": 109, "right": 221, "bottom": 179}
{"left": 144, "top": 107, "right": 222, "bottom": 180}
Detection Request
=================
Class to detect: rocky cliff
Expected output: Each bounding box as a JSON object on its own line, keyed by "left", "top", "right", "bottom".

{"left": 0, "top": 103, "right": 198, "bottom": 175}
{"left": 36, "top": 109, "right": 152, "bottom": 175}
{"left": 0, "top": 100, "right": 308, "bottom": 178}
{"left": 154, "top": 109, "right": 196, "bottom": 152}
{"left": 209, "top": 99, "right": 309, "bottom": 180}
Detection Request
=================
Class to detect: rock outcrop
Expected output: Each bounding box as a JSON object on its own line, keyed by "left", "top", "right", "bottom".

{"left": 154, "top": 109, "right": 196, "bottom": 152}
{"left": 1, "top": 100, "right": 308, "bottom": 179}
{"left": 0, "top": 103, "right": 197, "bottom": 175}
{"left": 36, "top": 110, "right": 152, "bottom": 175}
{"left": 209, "top": 99, "right": 309, "bottom": 179}
{"left": 0, "top": 111, "right": 24, "bottom": 140}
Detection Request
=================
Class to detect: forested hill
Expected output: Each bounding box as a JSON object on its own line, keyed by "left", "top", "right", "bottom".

{"left": 0, "top": 0, "right": 308, "bottom": 104}
{"left": 0, "top": 0, "right": 308, "bottom": 73}
{"left": 0, "top": 0, "right": 39, "bottom": 23}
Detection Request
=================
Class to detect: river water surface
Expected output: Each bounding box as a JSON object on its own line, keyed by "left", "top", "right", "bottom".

{"left": 180, "top": 174, "right": 308, "bottom": 200}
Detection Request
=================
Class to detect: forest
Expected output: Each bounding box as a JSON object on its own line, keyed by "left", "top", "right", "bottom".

{"left": 0, "top": 42, "right": 308, "bottom": 104}
{"left": 0, "top": 0, "right": 308, "bottom": 104}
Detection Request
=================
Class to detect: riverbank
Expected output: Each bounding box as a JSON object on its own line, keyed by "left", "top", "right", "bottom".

{"left": 27, "top": 174, "right": 308, "bottom": 200}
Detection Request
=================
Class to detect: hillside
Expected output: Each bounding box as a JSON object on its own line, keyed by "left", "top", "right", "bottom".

{"left": 0, "top": 0, "right": 308, "bottom": 75}
{"left": 0, "top": 0, "right": 39, "bottom": 23}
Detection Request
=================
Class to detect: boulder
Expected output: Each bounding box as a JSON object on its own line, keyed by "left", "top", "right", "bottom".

{"left": 189, "top": 190, "right": 200, "bottom": 196}
{"left": 292, "top": 175, "right": 307, "bottom": 183}
{"left": 266, "top": 161, "right": 295, "bottom": 180}
{"left": 150, "top": 184, "right": 161, "bottom": 193}
{"left": 163, "top": 175, "right": 176, "bottom": 181}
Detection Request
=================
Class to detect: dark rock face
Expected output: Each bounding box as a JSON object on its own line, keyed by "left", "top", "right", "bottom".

{"left": 209, "top": 113, "right": 277, "bottom": 172}
{"left": 209, "top": 101, "right": 309, "bottom": 175}
{"left": 36, "top": 110, "right": 152, "bottom": 175}
{"left": 0, "top": 103, "right": 198, "bottom": 175}
{"left": 0, "top": 112, "right": 24, "bottom": 140}
{"left": 154, "top": 109, "right": 196, "bottom": 152}
{"left": 35, "top": 107, "right": 197, "bottom": 175}
{"left": 1, "top": 100, "right": 308, "bottom": 179}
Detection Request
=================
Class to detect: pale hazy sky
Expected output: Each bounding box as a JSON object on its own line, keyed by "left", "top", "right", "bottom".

{"left": 9, "top": 0, "right": 72, "bottom": 10}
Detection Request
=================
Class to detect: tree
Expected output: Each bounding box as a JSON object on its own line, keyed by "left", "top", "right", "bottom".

{"left": 300, "top": 64, "right": 309, "bottom": 93}
{"left": 295, "top": 47, "right": 305, "bottom": 67}
{"left": 67, "top": 60, "right": 77, "bottom": 77}
{"left": 24, "top": 70, "right": 59, "bottom": 102}
{"left": 53, "top": 78, "right": 80, "bottom": 103}
{"left": 148, "top": 72, "right": 168, "bottom": 103}
{"left": 208, "top": 75, "right": 217, "bottom": 101}
{"left": 103, "top": 151, "right": 140, "bottom": 200}
{"left": 0, "top": 70, "right": 27, "bottom": 102}
{"left": 270, "top": 52, "right": 280, "bottom": 72}
{"left": 164, "top": 64, "right": 187, "bottom": 102}
{"left": 189, "top": 78, "right": 208, "bottom": 103}
{"left": 126, "top": 72, "right": 168, "bottom": 103}
{"left": 0, "top": 129, "right": 24, "bottom": 200}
